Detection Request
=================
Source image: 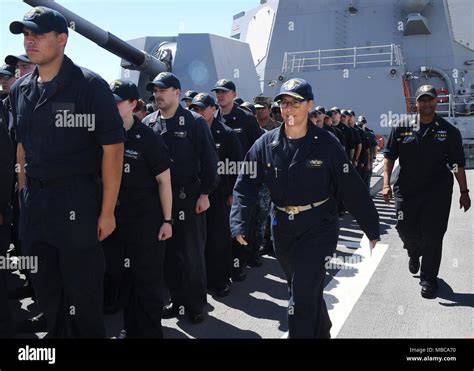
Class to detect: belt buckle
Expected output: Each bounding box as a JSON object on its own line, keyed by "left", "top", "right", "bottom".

{"left": 284, "top": 206, "right": 299, "bottom": 215}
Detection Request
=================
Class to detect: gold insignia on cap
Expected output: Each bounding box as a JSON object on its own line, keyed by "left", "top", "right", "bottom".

{"left": 110, "top": 80, "right": 121, "bottom": 89}
{"left": 195, "top": 93, "right": 206, "bottom": 100}
{"left": 26, "top": 7, "right": 44, "bottom": 19}
{"left": 283, "top": 79, "right": 302, "bottom": 90}
{"left": 420, "top": 85, "right": 432, "bottom": 92}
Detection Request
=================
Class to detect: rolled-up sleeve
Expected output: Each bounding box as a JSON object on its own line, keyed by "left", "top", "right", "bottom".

{"left": 446, "top": 126, "right": 465, "bottom": 168}
{"left": 383, "top": 127, "right": 399, "bottom": 161}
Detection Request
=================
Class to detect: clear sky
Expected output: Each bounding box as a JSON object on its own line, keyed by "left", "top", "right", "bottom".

{"left": 1, "top": 0, "right": 259, "bottom": 83}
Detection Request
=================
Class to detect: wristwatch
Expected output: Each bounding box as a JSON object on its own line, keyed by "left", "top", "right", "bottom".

{"left": 460, "top": 189, "right": 469, "bottom": 194}
{"left": 163, "top": 219, "right": 174, "bottom": 225}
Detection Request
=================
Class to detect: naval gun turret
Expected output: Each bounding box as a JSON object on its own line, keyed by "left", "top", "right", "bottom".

{"left": 23, "top": 0, "right": 260, "bottom": 101}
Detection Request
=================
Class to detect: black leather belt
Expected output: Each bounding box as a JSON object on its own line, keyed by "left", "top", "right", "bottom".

{"left": 26, "top": 174, "right": 94, "bottom": 189}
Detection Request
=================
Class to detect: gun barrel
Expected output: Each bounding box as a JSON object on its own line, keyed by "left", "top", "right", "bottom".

{"left": 23, "top": 0, "right": 168, "bottom": 76}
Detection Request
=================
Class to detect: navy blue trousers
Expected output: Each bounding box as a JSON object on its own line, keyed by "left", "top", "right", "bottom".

{"left": 271, "top": 198, "right": 339, "bottom": 338}
{"left": 20, "top": 178, "right": 105, "bottom": 338}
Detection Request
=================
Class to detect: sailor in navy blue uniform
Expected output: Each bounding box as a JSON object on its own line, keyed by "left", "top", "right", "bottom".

{"left": 212, "top": 79, "right": 263, "bottom": 277}
{"left": 189, "top": 93, "right": 244, "bottom": 297}
{"left": 323, "top": 107, "right": 345, "bottom": 146}
{"left": 352, "top": 114, "right": 372, "bottom": 188}
{"left": 0, "top": 102, "right": 14, "bottom": 338}
{"left": 341, "top": 110, "right": 361, "bottom": 167}
{"left": 347, "top": 110, "right": 368, "bottom": 182}
{"left": 181, "top": 90, "right": 197, "bottom": 109}
{"left": 230, "top": 78, "right": 380, "bottom": 338}
{"left": 331, "top": 107, "right": 354, "bottom": 160}
{"left": 102, "top": 80, "right": 172, "bottom": 338}
{"left": 144, "top": 72, "right": 219, "bottom": 323}
{"left": 9, "top": 7, "right": 125, "bottom": 338}
{"left": 359, "top": 116, "right": 378, "bottom": 187}
{"left": 383, "top": 85, "right": 470, "bottom": 299}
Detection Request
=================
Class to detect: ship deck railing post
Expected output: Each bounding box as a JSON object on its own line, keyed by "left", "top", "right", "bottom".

{"left": 449, "top": 94, "right": 453, "bottom": 118}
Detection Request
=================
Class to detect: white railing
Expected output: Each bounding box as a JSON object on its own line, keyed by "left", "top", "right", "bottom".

{"left": 282, "top": 44, "right": 403, "bottom": 73}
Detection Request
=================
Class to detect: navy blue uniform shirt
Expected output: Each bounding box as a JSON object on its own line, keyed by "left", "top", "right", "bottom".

{"left": 383, "top": 115, "right": 465, "bottom": 196}
{"left": 121, "top": 116, "right": 171, "bottom": 189}
{"left": 2, "top": 96, "right": 15, "bottom": 146}
{"left": 0, "top": 103, "right": 14, "bottom": 212}
{"left": 146, "top": 105, "right": 219, "bottom": 194}
{"left": 210, "top": 116, "right": 244, "bottom": 197}
{"left": 366, "top": 128, "right": 378, "bottom": 150}
{"left": 351, "top": 126, "right": 362, "bottom": 147}
{"left": 219, "top": 104, "right": 262, "bottom": 154}
{"left": 337, "top": 122, "right": 355, "bottom": 158}
{"left": 356, "top": 126, "right": 370, "bottom": 165}
{"left": 230, "top": 122, "right": 380, "bottom": 240}
{"left": 325, "top": 124, "right": 346, "bottom": 149}
{"left": 9, "top": 55, "right": 125, "bottom": 179}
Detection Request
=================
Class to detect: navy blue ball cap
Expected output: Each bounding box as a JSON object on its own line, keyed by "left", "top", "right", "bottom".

{"left": 110, "top": 79, "right": 140, "bottom": 102}
{"left": 0, "top": 64, "right": 16, "bottom": 77}
{"left": 310, "top": 106, "right": 327, "bottom": 117}
{"left": 357, "top": 115, "right": 367, "bottom": 124}
{"left": 315, "top": 106, "right": 326, "bottom": 115}
{"left": 181, "top": 90, "right": 198, "bottom": 101}
{"left": 10, "top": 6, "right": 69, "bottom": 35}
{"left": 211, "top": 79, "right": 236, "bottom": 92}
{"left": 415, "top": 84, "right": 438, "bottom": 101}
{"left": 341, "top": 109, "right": 351, "bottom": 117}
{"left": 190, "top": 92, "right": 216, "bottom": 109}
{"left": 240, "top": 102, "right": 256, "bottom": 116}
{"left": 328, "top": 106, "right": 341, "bottom": 115}
{"left": 5, "top": 54, "right": 30, "bottom": 66}
{"left": 146, "top": 72, "right": 181, "bottom": 91}
{"left": 234, "top": 97, "right": 244, "bottom": 105}
{"left": 274, "top": 78, "right": 314, "bottom": 102}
